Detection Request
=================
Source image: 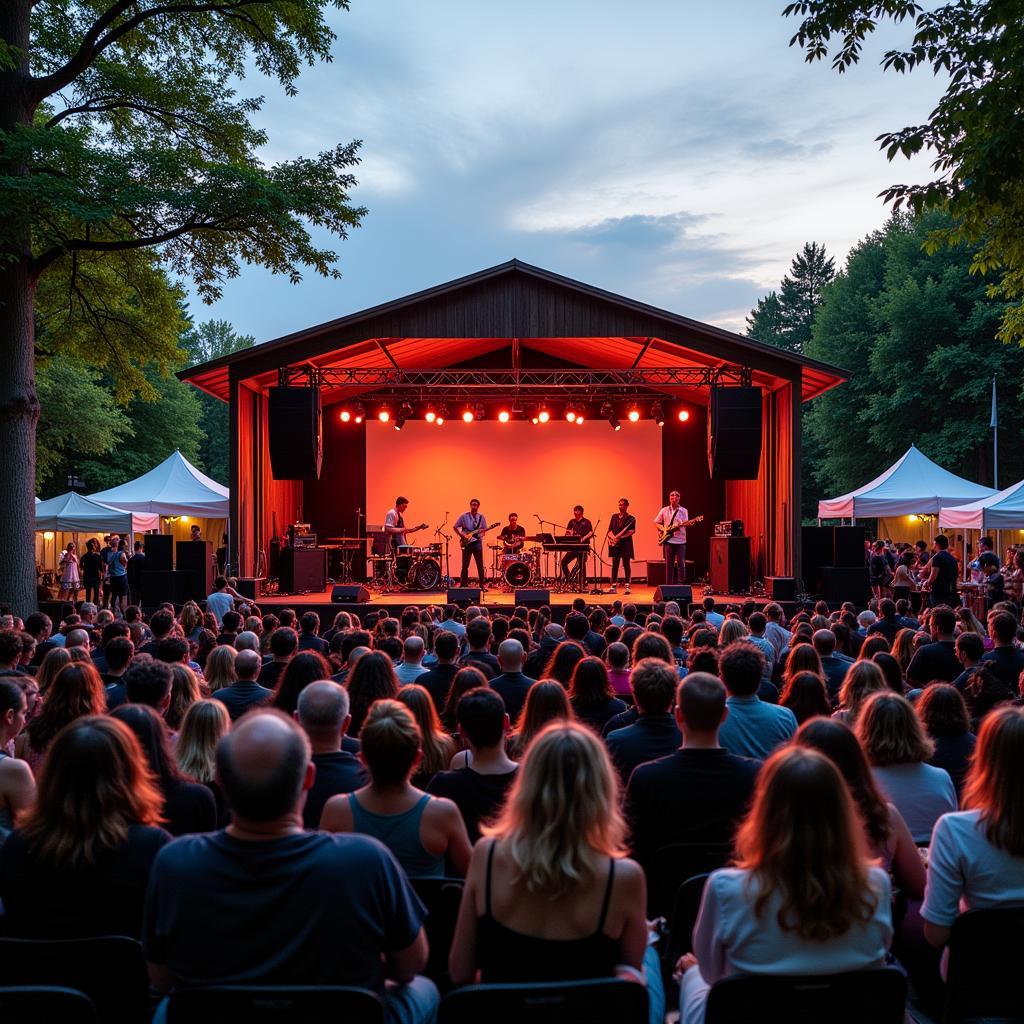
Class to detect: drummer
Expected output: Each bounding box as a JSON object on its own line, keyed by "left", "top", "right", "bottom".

{"left": 499, "top": 513, "right": 526, "bottom": 554}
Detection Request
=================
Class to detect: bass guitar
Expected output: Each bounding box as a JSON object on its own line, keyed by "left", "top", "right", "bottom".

{"left": 458, "top": 522, "right": 501, "bottom": 549}
{"left": 657, "top": 514, "right": 704, "bottom": 546}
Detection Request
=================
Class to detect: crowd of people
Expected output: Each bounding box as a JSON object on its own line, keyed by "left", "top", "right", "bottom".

{"left": 0, "top": 580, "right": 1022, "bottom": 1023}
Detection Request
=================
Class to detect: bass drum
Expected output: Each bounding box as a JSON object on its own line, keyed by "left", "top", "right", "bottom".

{"left": 411, "top": 557, "right": 442, "bottom": 591}
{"left": 503, "top": 558, "right": 533, "bottom": 588}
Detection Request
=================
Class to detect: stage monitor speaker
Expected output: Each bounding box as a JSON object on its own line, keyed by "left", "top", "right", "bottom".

{"left": 801, "top": 526, "right": 834, "bottom": 594}
{"left": 646, "top": 561, "right": 666, "bottom": 586}
{"left": 447, "top": 588, "right": 481, "bottom": 607}
{"left": 708, "top": 386, "right": 763, "bottom": 479}
{"left": 268, "top": 385, "right": 322, "bottom": 480}
{"left": 144, "top": 533, "right": 173, "bottom": 572}
{"left": 331, "top": 584, "right": 371, "bottom": 603}
{"left": 279, "top": 547, "right": 326, "bottom": 594}
{"left": 765, "top": 576, "right": 797, "bottom": 602}
{"left": 141, "top": 570, "right": 189, "bottom": 607}
{"left": 833, "top": 526, "right": 867, "bottom": 568}
{"left": 710, "top": 536, "right": 751, "bottom": 594}
{"left": 822, "top": 567, "right": 870, "bottom": 606}
{"left": 654, "top": 585, "right": 693, "bottom": 603}
{"left": 514, "top": 588, "right": 550, "bottom": 608}
{"left": 175, "top": 540, "right": 213, "bottom": 602}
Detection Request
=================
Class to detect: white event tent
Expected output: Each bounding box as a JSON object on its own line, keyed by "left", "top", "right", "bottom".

{"left": 89, "top": 449, "right": 229, "bottom": 517}
{"left": 939, "top": 479, "right": 1024, "bottom": 532}
{"left": 35, "top": 491, "right": 160, "bottom": 534}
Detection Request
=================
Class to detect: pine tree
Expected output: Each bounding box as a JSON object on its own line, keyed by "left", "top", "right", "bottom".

{"left": 745, "top": 291, "right": 785, "bottom": 345}
{"left": 777, "top": 242, "right": 835, "bottom": 353}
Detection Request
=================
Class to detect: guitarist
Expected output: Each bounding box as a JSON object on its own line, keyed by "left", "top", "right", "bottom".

{"left": 455, "top": 498, "right": 489, "bottom": 591}
{"left": 606, "top": 497, "right": 636, "bottom": 595}
{"left": 384, "top": 496, "right": 412, "bottom": 549}
{"left": 655, "top": 489, "right": 689, "bottom": 583}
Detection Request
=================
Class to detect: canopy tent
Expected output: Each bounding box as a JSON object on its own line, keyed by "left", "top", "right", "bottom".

{"left": 35, "top": 492, "right": 160, "bottom": 534}
{"left": 818, "top": 445, "right": 997, "bottom": 520}
{"left": 939, "top": 479, "right": 1024, "bottom": 531}
{"left": 88, "top": 449, "right": 229, "bottom": 517}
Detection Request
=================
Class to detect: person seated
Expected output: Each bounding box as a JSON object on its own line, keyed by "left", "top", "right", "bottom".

{"left": 460, "top": 618, "right": 500, "bottom": 679}
{"left": 488, "top": 639, "right": 537, "bottom": 723}
{"left": 568, "top": 656, "right": 628, "bottom": 734}
{"left": 215, "top": 610, "right": 242, "bottom": 648}
{"left": 507, "top": 680, "right": 574, "bottom": 759}
{"left": 625, "top": 673, "right": 759, "bottom": 873}
{"left": 812, "top": 628, "right": 850, "bottom": 700}
{"left": 0, "top": 679, "right": 35, "bottom": 844}
{"left": 979, "top": 610, "right": 1024, "bottom": 690}
{"left": 416, "top": 630, "right": 461, "bottom": 713}
{"left": 717, "top": 643, "right": 797, "bottom": 760}
{"left": 857, "top": 691, "right": 957, "bottom": 844}
{"left": 212, "top": 648, "right": 272, "bottom": 721}
{"left": 396, "top": 635, "right": 430, "bottom": 685}
{"left": 951, "top": 631, "right": 985, "bottom": 692}
{"left": 320, "top": 700, "right": 471, "bottom": 877}
{"left": 916, "top": 683, "right": 976, "bottom": 797}
{"left": 142, "top": 710, "right": 439, "bottom": 1022}
{"left": 296, "top": 611, "right": 328, "bottom": 656}
{"left": 676, "top": 746, "right": 893, "bottom": 1024}
{"left": 396, "top": 684, "right": 456, "bottom": 789}
{"left": 606, "top": 641, "right": 632, "bottom": 700}
{"left": 428, "top": 688, "right": 518, "bottom": 843}
{"left": 867, "top": 599, "right": 904, "bottom": 645}
{"left": 0, "top": 716, "right": 170, "bottom": 937}
{"left": 449, "top": 722, "right": 663, "bottom": 1024}
{"left": 257, "top": 626, "right": 298, "bottom": 689}
{"left": 905, "top": 606, "right": 960, "bottom": 689}
{"left": 921, "top": 705, "right": 1024, "bottom": 949}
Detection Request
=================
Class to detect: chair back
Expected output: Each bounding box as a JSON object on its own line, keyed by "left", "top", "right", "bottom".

{"left": 0, "top": 935, "right": 147, "bottom": 1024}
{"left": 705, "top": 967, "right": 907, "bottom": 1024}
{"left": 943, "top": 906, "right": 1024, "bottom": 1024}
{"left": 0, "top": 985, "right": 98, "bottom": 1023}
{"left": 166, "top": 985, "right": 385, "bottom": 1024}
{"left": 665, "top": 873, "right": 710, "bottom": 967}
{"left": 409, "top": 877, "right": 465, "bottom": 988}
{"left": 440, "top": 978, "right": 648, "bottom": 1024}
{"left": 648, "top": 841, "right": 731, "bottom": 916}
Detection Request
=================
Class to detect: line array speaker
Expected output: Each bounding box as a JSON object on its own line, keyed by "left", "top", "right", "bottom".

{"left": 143, "top": 533, "right": 174, "bottom": 572}
{"left": 707, "top": 386, "right": 763, "bottom": 479}
{"left": 268, "top": 385, "right": 322, "bottom": 480}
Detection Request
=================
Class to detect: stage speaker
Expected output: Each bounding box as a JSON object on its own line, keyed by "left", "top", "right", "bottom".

{"left": 144, "top": 533, "right": 174, "bottom": 572}
{"left": 331, "top": 584, "right": 371, "bottom": 603}
{"left": 279, "top": 547, "right": 326, "bottom": 593}
{"left": 822, "top": 567, "right": 870, "bottom": 605}
{"left": 514, "top": 588, "right": 550, "bottom": 608}
{"left": 708, "top": 386, "right": 763, "bottom": 479}
{"left": 710, "top": 536, "right": 751, "bottom": 594}
{"left": 447, "top": 588, "right": 481, "bottom": 607}
{"left": 833, "top": 526, "right": 867, "bottom": 567}
{"left": 141, "top": 570, "right": 189, "bottom": 607}
{"left": 268, "top": 385, "right": 322, "bottom": 480}
{"left": 654, "top": 585, "right": 693, "bottom": 603}
{"left": 175, "top": 540, "right": 213, "bottom": 602}
{"left": 234, "top": 577, "right": 265, "bottom": 601}
{"left": 801, "top": 526, "right": 834, "bottom": 594}
{"left": 646, "top": 561, "right": 666, "bottom": 586}
{"left": 765, "top": 576, "right": 797, "bottom": 602}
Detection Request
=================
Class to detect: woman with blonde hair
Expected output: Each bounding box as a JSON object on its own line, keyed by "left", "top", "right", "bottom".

{"left": 166, "top": 664, "right": 203, "bottom": 731}
{"left": 202, "top": 644, "right": 237, "bottom": 692}
{"left": 180, "top": 601, "right": 204, "bottom": 643}
{"left": 509, "top": 679, "right": 574, "bottom": 758}
{"left": 832, "top": 659, "right": 888, "bottom": 726}
{"left": 320, "top": 699, "right": 470, "bottom": 878}
{"left": 396, "top": 683, "right": 456, "bottom": 787}
{"left": 34, "top": 646, "right": 73, "bottom": 696}
{"left": 449, "top": 721, "right": 659, "bottom": 1019}
{"left": 676, "top": 746, "right": 892, "bottom": 1024}
{"left": 890, "top": 628, "right": 918, "bottom": 677}
{"left": 176, "top": 699, "right": 231, "bottom": 826}
{"left": 718, "top": 618, "right": 749, "bottom": 647}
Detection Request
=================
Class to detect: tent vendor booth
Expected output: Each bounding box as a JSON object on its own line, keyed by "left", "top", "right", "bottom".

{"left": 940, "top": 479, "right": 1024, "bottom": 581}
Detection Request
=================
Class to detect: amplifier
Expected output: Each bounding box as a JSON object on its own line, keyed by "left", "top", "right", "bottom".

{"left": 715, "top": 520, "right": 744, "bottom": 538}
{"left": 292, "top": 533, "right": 318, "bottom": 549}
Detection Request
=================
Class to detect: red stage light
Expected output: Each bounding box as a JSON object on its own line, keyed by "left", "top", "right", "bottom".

{"left": 627, "top": 408, "right": 640, "bottom": 423}
{"left": 498, "top": 410, "right": 510, "bottom": 423}
{"left": 538, "top": 407, "right": 550, "bottom": 424}
{"left": 462, "top": 409, "right": 475, "bottom": 423}
{"left": 678, "top": 409, "right": 690, "bottom": 422}
{"left": 339, "top": 409, "right": 351, "bottom": 423}
{"left": 425, "top": 406, "right": 436, "bottom": 423}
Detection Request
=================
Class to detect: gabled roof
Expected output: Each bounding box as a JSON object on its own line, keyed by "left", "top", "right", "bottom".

{"left": 940, "top": 478, "right": 1024, "bottom": 531}
{"left": 88, "top": 450, "right": 228, "bottom": 517}
{"left": 179, "top": 260, "right": 848, "bottom": 404}
{"left": 34, "top": 492, "right": 160, "bottom": 533}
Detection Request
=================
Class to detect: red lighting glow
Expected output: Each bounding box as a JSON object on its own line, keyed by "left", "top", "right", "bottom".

{"left": 462, "top": 410, "right": 475, "bottom": 423}
{"left": 677, "top": 409, "right": 690, "bottom": 422}
{"left": 339, "top": 409, "right": 351, "bottom": 423}
{"left": 498, "top": 410, "right": 510, "bottom": 423}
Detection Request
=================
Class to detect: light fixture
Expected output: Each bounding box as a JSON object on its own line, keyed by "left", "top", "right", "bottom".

{"left": 435, "top": 403, "right": 448, "bottom": 426}
{"left": 537, "top": 405, "right": 550, "bottom": 424}
{"left": 425, "top": 404, "right": 437, "bottom": 423}
{"left": 575, "top": 404, "right": 585, "bottom": 424}
{"left": 601, "top": 402, "right": 620, "bottom": 431}
{"left": 378, "top": 404, "right": 391, "bottom": 423}
{"left": 339, "top": 408, "right": 352, "bottom": 423}
{"left": 627, "top": 404, "right": 641, "bottom": 423}
{"left": 43, "top": 531, "right": 54, "bottom": 541}
{"left": 181, "top": 516, "right": 189, "bottom": 523}
{"left": 462, "top": 407, "right": 475, "bottom": 423}
{"left": 565, "top": 403, "right": 577, "bottom": 423}
{"left": 497, "top": 409, "right": 511, "bottom": 423}
{"left": 677, "top": 408, "right": 690, "bottom": 423}
{"left": 651, "top": 401, "right": 665, "bottom": 427}
{"left": 352, "top": 401, "right": 365, "bottom": 424}
{"left": 395, "top": 403, "right": 411, "bottom": 431}
{"left": 474, "top": 402, "right": 486, "bottom": 421}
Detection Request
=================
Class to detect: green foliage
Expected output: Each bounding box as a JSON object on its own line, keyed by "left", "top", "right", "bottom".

{"left": 783, "top": 2, "right": 1024, "bottom": 344}
{"left": 746, "top": 291, "right": 784, "bottom": 345}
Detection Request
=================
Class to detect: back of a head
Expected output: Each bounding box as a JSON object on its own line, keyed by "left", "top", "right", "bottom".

{"left": 221, "top": 611, "right": 242, "bottom": 634}
{"left": 270, "top": 626, "right": 299, "bottom": 658}
{"left": 564, "top": 613, "right": 588, "bottom": 642}
{"left": 990, "top": 611, "right": 1017, "bottom": 645}
{"left": 838, "top": 659, "right": 888, "bottom": 718}
{"left": 963, "top": 705, "right": 1024, "bottom": 856}
{"left": 466, "top": 617, "right": 491, "bottom": 649}
{"left": 403, "top": 634, "right": 424, "bottom": 660}
{"left": 497, "top": 637, "right": 524, "bottom": 671}
{"left": 235, "top": 630, "right": 260, "bottom": 652}
{"left": 433, "top": 630, "right": 459, "bottom": 662}
{"left": 703, "top": 596, "right": 716, "bottom": 611}
{"left": 812, "top": 628, "right": 836, "bottom": 656}
{"left": 931, "top": 605, "right": 957, "bottom": 637}
{"left": 632, "top": 630, "right": 673, "bottom": 666}
{"left": 880, "top": 599, "right": 896, "bottom": 618}
{"left": 718, "top": 642, "right": 764, "bottom": 697}
{"left": 661, "top": 616, "right": 684, "bottom": 647}
{"left": 606, "top": 641, "right": 629, "bottom": 670}
{"left": 456, "top": 686, "right": 507, "bottom": 749}
{"left": 956, "top": 631, "right": 984, "bottom": 662}
{"left": 300, "top": 611, "right": 320, "bottom": 635}
{"left": 629, "top": 657, "right": 678, "bottom": 714}
{"left": 677, "top": 672, "right": 726, "bottom": 732}
{"left": 273, "top": 651, "right": 333, "bottom": 713}
{"left": 124, "top": 657, "right": 173, "bottom": 709}
{"left": 916, "top": 683, "right": 969, "bottom": 738}
{"left": 157, "top": 636, "right": 189, "bottom": 665}
{"left": 347, "top": 650, "right": 399, "bottom": 731}
{"left": 359, "top": 699, "right": 421, "bottom": 786}
{"left": 297, "top": 679, "right": 350, "bottom": 732}
{"left": 0, "top": 628, "right": 26, "bottom": 666}
{"left": 109, "top": 701, "right": 179, "bottom": 784}
{"left": 66, "top": 628, "right": 90, "bottom": 650}
{"left": 150, "top": 609, "right": 175, "bottom": 639}
{"left": 857, "top": 691, "right": 934, "bottom": 766}
{"left": 747, "top": 611, "right": 767, "bottom": 635}
{"left": 234, "top": 648, "right": 261, "bottom": 681}
{"left": 517, "top": 679, "right": 572, "bottom": 737}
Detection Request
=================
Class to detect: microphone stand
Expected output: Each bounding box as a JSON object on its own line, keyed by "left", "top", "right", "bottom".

{"left": 589, "top": 517, "right": 605, "bottom": 595}
{"left": 438, "top": 513, "right": 451, "bottom": 589}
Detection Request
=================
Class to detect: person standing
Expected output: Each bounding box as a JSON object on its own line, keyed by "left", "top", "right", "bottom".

{"left": 561, "top": 505, "right": 594, "bottom": 590}
{"left": 79, "top": 539, "right": 104, "bottom": 606}
{"left": 455, "top": 499, "right": 489, "bottom": 591}
{"left": 126, "top": 541, "right": 146, "bottom": 607}
{"left": 922, "top": 534, "right": 959, "bottom": 608}
{"left": 107, "top": 537, "right": 129, "bottom": 616}
{"left": 607, "top": 498, "right": 636, "bottom": 595}
{"left": 57, "top": 543, "right": 81, "bottom": 603}
{"left": 384, "top": 496, "right": 410, "bottom": 550}
{"left": 655, "top": 490, "right": 688, "bottom": 584}
{"left": 99, "top": 535, "right": 114, "bottom": 609}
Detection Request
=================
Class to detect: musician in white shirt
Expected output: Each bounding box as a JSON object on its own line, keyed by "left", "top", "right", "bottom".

{"left": 654, "top": 490, "right": 689, "bottom": 583}
{"left": 383, "top": 496, "right": 410, "bottom": 549}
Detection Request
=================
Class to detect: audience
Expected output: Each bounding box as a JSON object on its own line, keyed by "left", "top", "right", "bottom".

{"left": 813, "top": 628, "right": 850, "bottom": 699}
{"left": 488, "top": 639, "right": 536, "bottom": 723}
{"left": 213, "top": 648, "right": 273, "bottom": 720}
{"left": 916, "top": 683, "right": 976, "bottom": 797}
{"left": 906, "top": 605, "right": 960, "bottom": 689}
{"left": 416, "top": 630, "right": 461, "bottom": 712}
{"left": 833, "top": 659, "right": 890, "bottom": 726}
{"left": 779, "top": 670, "right": 831, "bottom": 724}
{"left": 0, "top": 679, "right": 35, "bottom": 843}
{"left": 176, "top": 698, "right": 231, "bottom": 827}
{"left": 347, "top": 650, "right": 400, "bottom": 735}
{"left": 397, "top": 683, "right": 456, "bottom": 788}
{"left": 717, "top": 644, "right": 797, "bottom": 759}
{"left": 508, "top": 679, "right": 574, "bottom": 758}
{"left": 568, "top": 655, "right": 628, "bottom": 733}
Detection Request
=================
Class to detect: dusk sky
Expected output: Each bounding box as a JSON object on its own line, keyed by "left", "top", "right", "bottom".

{"left": 187, "top": 1, "right": 943, "bottom": 342}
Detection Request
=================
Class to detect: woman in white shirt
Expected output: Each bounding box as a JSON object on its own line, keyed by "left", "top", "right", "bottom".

{"left": 922, "top": 704, "right": 1024, "bottom": 949}
{"left": 677, "top": 746, "right": 893, "bottom": 1024}
{"left": 857, "top": 691, "right": 957, "bottom": 843}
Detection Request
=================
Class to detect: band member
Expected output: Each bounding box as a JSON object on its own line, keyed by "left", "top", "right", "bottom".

{"left": 561, "top": 504, "right": 594, "bottom": 590}
{"left": 606, "top": 497, "right": 636, "bottom": 595}
{"left": 384, "top": 496, "right": 410, "bottom": 549}
{"left": 655, "top": 489, "right": 688, "bottom": 583}
{"left": 455, "top": 498, "right": 489, "bottom": 590}
{"left": 500, "top": 513, "right": 526, "bottom": 554}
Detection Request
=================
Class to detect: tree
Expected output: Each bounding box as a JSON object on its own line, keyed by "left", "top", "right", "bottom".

{"left": 746, "top": 291, "right": 785, "bottom": 345}
{"left": 0, "top": 0, "right": 366, "bottom": 613}
{"left": 783, "top": 2, "right": 1024, "bottom": 345}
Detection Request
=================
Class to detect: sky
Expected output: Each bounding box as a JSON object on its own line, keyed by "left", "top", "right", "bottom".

{"left": 186, "top": 0, "right": 945, "bottom": 342}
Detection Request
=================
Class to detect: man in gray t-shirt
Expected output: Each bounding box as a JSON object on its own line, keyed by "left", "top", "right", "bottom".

{"left": 454, "top": 499, "right": 488, "bottom": 590}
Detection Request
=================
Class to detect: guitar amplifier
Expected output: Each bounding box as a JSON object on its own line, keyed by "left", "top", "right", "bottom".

{"left": 292, "top": 533, "right": 318, "bottom": 549}
{"left": 715, "top": 520, "right": 744, "bottom": 538}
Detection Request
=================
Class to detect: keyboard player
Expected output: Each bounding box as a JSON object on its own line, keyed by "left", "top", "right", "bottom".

{"left": 561, "top": 504, "right": 594, "bottom": 590}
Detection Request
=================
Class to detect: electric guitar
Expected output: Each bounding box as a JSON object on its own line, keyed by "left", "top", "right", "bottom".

{"left": 607, "top": 517, "right": 637, "bottom": 554}
{"left": 458, "top": 522, "right": 501, "bottom": 549}
{"left": 657, "top": 514, "right": 704, "bottom": 545}
{"left": 393, "top": 523, "right": 428, "bottom": 547}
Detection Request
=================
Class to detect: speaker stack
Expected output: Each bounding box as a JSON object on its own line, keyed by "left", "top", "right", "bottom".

{"left": 268, "top": 386, "right": 323, "bottom": 480}
{"left": 175, "top": 540, "right": 213, "bottom": 603}
{"left": 799, "top": 525, "right": 869, "bottom": 604}
{"left": 514, "top": 589, "right": 550, "bottom": 608}
{"left": 279, "top": 548, "right": 327, "bottom": 594}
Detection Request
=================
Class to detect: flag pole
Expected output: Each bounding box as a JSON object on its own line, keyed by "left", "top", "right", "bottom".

{"left": 991, "top": 375, "right": 999, "bottom": 490}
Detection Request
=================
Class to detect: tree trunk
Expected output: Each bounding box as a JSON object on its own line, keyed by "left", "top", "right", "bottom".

{"left": 0, "top": 1, "right": 42, "bottom": 616}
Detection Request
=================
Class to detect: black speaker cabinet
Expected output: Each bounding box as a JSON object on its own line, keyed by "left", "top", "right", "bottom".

{"left": 234, "top": 577, "right": 265, "bottom": 600}
{"left": 331, "top": 584, "right": 371, "bottom": 603}
{"left": 143, "top": 533, "right": 174, "bottom": 572}
{"left": 801, "top": 526, "right": 834, "bottom": 594}
{"left": 708, "top": 386, "right": 763, "bottom": 479}
{"left": 646, "top": 561, "right": 666, "bottom": 586}
{"left": 514, "top": 588, "right": 550, "bottom": 608}
{"left": 823, "top": 566, "right": 870, "bottom": 605}
{"left": 447, "top": 587, "right": 481, "bottom": 606}
{"left": 268, "top": 386, "right": 322, "bottom": 480}
{"left": 833, "top": 526, "right": 867, "bottom": 568}
{"left": 654, "top": 585, "right": 693, "bottom": 603}
{"left": 710, "top": 536, "right": 751, "bottom": 594}
{"left": 279, "top": 547, "right": 326, "bottom": 593}
{"left": 141, "top": 570, "right": 189, "bottom": 607}
{"left": 765, "top": 576, "right": 797, "bottom": 602}
{"left": 175, "top": 540, "right": 213, "bottom": 602}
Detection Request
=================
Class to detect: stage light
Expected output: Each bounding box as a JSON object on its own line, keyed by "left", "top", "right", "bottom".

{"left": 576, "top": 413, "right": 585, "bottom": 425}
{"left": 339, "top": 408, "right": 352, "bottom": 423}
{"left": 538, "top": 405, "right": 550, "bottom": 424}
{"left": 627, "top": 405, "right": 641, "bottom": 423}
{"left": 565, "top": 403, "right": 577, "bottom": 423}
{"left": 435, "top": 403, "right": 448, "bottom": 426}
{"left": 677, "top": 408, "right": 690, "bottom": 422}
{"left": 651, "top": 402, "right": 665, "bottom": 427}
{"left": 424, "top": 405, "right": 437, "bottom": 423}
{"left": 378, "top": 405, "right": 391, "bottom": 423}
{"left": 462, "top": 408, "right": 475, "bottom": 423}
{"left": 394, "top": 417, "right": 405, "bottom": 431}
{"left": 609, "top": 417, "right": 621, "bottom": 431}
{"left": 352, "top": 401, "right": 365, "bottom": 424}
{"left": 601, "top": 401, "right": 619, "bottom": 431}
{"left": 498, "top": 409, "right": 510, "bottom": 423}
{"left": 399, "top": 402, "right": 413, "bottom": 419}
{"left": 474, "top": 402, "right": 486, "bottom": 421}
